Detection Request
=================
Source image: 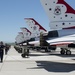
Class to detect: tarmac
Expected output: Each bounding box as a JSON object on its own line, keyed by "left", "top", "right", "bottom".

{"left": 0, "top": 46, "right": 75, "bottom": 75}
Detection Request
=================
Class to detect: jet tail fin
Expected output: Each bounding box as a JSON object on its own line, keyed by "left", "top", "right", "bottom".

{"left": 25, "top": 18, "right": 47, "bottom": 37}
{"left": 15, "top": 32, "right": 24, "bottom": 44}
{"left": 40, "top": 0, "right": 75, "bottom": 30}
{"left": 20, "top": 27, "right": 31, "bottom": 40}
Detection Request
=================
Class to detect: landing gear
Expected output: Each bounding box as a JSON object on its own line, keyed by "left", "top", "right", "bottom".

{"left": 45, "top": 49, "right": 49, "bottom": 52}
{"left": 45, "top": 47, "right": 50, "bottom": 52}
{"left": 60, "top": 48, "right": 65, "bottom": 55}
{"left": 21, "top": 52, "right": 29, "bottom": 58}
{"left": 21, "top": 48, "right": 29, "bottom": 58}
{"left": 66, "top": 50, "right": 71, "bottom": 55}
{"left": 60, "top": 48, "right": 71, "bottom": 55}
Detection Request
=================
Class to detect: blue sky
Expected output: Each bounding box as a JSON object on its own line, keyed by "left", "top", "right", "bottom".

{"left": 0, "top": 0, "right": 75, "bottom": 43}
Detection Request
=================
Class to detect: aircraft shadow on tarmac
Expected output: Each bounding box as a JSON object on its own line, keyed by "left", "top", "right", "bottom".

{"left": 27, "top": 61, "right": 75, "bottom": 72}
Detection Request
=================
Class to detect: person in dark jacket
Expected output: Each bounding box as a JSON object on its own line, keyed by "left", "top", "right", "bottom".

{"left": 5, "top": 43, "right": 10, "bottom": 55}
{"left": 0, "top": 41, "right": 5, "bottom": 63}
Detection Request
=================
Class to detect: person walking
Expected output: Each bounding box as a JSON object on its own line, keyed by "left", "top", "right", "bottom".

{"left": 5, "top": 43, "right": 10, "bottom": 55}
{"left": 0, "top": 41, "right": 5, "bottom": 63}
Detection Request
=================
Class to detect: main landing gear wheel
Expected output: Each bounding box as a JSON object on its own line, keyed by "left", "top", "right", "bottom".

{"left": 66, "top": 50, "right": 71, "bottom": 55}
{"left": 60, "top": 49, "right": 65, "bottom": 55}
{"left": 45, "top": 49, "right": 48, "bottom": 52}
{"left": 21, "top": 54, "right": 26, "bottom": 58}
{"left": 60, "top": 48, "right": 71, "bottom": 55}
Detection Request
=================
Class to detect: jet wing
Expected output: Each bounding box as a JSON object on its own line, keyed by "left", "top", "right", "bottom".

{"left": 47, "top": 34, "right": 75, "bottom": 46}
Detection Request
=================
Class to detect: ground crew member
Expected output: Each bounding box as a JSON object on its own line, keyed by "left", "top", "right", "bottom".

{"left": 0, "top": 41, "right": 5, "bottom": 63}
{"left": 5, "top": 43, "right": 10, "bottom": 55}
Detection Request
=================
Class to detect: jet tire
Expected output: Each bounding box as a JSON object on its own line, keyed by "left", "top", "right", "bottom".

{"left": 60, "top": 49, "right": 65, "bottom": 55}
{"left": 66, "top": 50, "right": 71, "bottom": 55}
